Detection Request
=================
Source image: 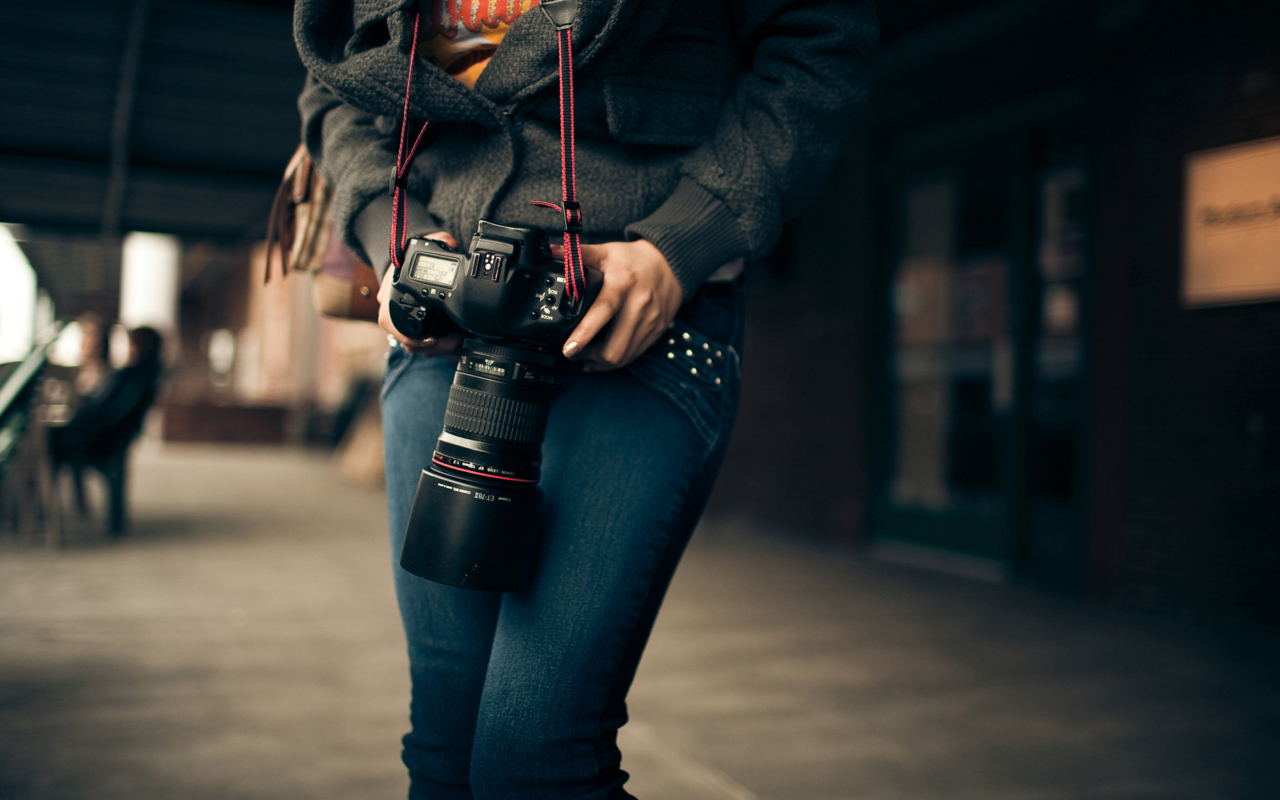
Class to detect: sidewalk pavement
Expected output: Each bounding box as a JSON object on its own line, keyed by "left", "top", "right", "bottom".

{"left": 1, "top": 443, "right": 1276, "bottom": 800}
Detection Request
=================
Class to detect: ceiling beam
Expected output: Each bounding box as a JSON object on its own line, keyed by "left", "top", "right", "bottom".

{"left": 0, "top": 153, "right": 278, "bottom": 243}
{"left": 101, "top": 0, "right": 150, "bottom": 239}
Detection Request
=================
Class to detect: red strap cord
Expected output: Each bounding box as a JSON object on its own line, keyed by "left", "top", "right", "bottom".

{"left": 532, "top": 25, "right": 585, "bottom": 301}
{"left": 392, "top": 5, "right": 584, "bottom": 299}
{"left": 389, "top": 11, "right": 430, "bottom": 273}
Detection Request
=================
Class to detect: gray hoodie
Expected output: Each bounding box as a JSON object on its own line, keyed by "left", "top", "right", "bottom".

{"left": 294, "top": 0, "right": 877, "bottom": 295}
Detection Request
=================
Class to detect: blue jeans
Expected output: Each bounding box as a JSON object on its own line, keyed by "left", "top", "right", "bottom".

{"left": 380, "top": 284, "right": 743, "bottom": 799}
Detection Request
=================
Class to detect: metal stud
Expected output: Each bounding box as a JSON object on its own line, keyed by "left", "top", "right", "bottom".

{"left": 715, "top": 377, "right": 722, "bottom": 385}
{"left": 668, "top": 338, "right": 675, "bottom": 345}
{"left": 666, "top": 352, "right": 674, "bottom": 359}
{"left": 702, "top": 342, "right": 710, "bottom": 350}
{"left": 682, "top": 332, "right": 691, "bottom": 341}
{"left": 685, "top": 349, "right": 694, "bottom": 356}
{"left": 690, "top": 367, "right": 698, "bottom": 375}
{"left": 715, "top": 350, "right": 722, "bottom": 357}
{"left": 706, "top": 358, "right": 713, "bottom": 365}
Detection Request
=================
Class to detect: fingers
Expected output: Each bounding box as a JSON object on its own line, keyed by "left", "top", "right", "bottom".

{"left": 377, "top": 270, "right": 414, "bottom": 347}
{"left": 378, "top": 239, "right": 463, "bottom": 356}
{"left": 559, "top": 239, "right": 682, "bottom": 368}
{"left": 588, "top": 285, "right": 647, "bottom": 366}
{"left": 564, "top": 280, "right": 622, "bottom": 357}
{"left": 560, "top": 241, "right": 621, "bottom": 358}
{"left": 378, "top": 273, "right": 418, "bottom": 348}
{"left": 377, "top": 263, "right": 395, "bottom": 307}
{"left": 580, "top": 290, "right": 664, "bottom": 371}
{"left": 403, "top": 329, "right": 464, "bottom": 356}
{"left": 549, "top": 241, "right": 605, "bottom": 267}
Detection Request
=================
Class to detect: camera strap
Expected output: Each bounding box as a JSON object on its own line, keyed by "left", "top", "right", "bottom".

{"left": 390, "top": 0, "right": 587, "bottom": 302}
{"left": 388, "top": 10, "right": 432, "bottom": 275}
{"left": 531, "top": 0, "right": 585, "bottom": 302}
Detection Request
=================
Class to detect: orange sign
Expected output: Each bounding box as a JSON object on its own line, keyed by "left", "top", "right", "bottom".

{"left": 1183, "top": 136, "right": 1280, "bottom": 307}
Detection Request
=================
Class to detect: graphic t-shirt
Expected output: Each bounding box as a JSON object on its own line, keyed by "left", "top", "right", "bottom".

{"left": 424, "top": 0, "right": 542, "bottom": 88}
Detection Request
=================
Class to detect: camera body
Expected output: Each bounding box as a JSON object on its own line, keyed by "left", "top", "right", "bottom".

{"left": 388, "top": 220, "right": 598, "bottom": 345}
{"left": 386, "top": 220, "right": 600, "bottom": 592}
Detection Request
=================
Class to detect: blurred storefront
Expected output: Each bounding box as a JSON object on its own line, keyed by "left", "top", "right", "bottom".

{"left": 871, "top": 42, "right": 1098, "bottom": 589}
{"left": 716, "top": 0, "right": 1280, "bottom": 626}
{"left": 0, "top": 0, "right": 386, "bottom": 478}
{"left": 158, "top": 241, "right": 388, "bottom": 450}
{"left": 1, "top": 0, "right": 1276, "bottom": 627}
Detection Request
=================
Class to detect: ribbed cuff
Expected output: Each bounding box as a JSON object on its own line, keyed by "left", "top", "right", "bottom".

{"left": 353, "top": 194, "right": 442, "bottom": 281}
{"left": 624, "top": 177, "right": 750, "bottom": 300}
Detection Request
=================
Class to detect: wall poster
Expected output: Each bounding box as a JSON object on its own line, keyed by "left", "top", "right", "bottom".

{"left": 1183, "top": 136, "right": 1280, "bottom": 307}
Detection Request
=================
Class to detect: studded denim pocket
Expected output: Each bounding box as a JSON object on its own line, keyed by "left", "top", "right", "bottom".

{"left": 628, "top": 319, "right": 740, "bottom": 455}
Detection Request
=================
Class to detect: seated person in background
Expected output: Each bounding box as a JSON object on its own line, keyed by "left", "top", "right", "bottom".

{"left": 50, "top": 326, "right": 162, "bottom": 472}
{"left": 73, "top": 312, "right": 111, "bottom": 398}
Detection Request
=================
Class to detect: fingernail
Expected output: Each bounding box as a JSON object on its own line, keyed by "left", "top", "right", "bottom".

{"left": 563, "top": 341, "right": 578, "bottom": 356}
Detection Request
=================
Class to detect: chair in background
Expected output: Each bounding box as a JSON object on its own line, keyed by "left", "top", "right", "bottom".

{"left": 0, "top": 346, "right": 61, "bottom": 547}
{"left": 49, "top": 327, "right": 162, "bottom": 538}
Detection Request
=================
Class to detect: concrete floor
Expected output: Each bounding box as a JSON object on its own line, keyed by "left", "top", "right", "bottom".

{"left": 1, "top": 444, "right": 1277, "bottom": 800}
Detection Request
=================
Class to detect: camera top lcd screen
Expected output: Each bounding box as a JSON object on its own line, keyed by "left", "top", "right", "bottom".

{"left": 411, "top": 253, "right": 459, "bottom": 287}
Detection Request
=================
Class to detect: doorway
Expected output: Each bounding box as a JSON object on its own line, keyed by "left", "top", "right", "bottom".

{"left": 871, "top": 119, "right": 1091, "bottom": 587}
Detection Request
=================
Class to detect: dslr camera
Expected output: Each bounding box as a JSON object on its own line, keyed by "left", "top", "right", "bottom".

{"left": 387, "top": 220, "right": 600, "bottom": 592}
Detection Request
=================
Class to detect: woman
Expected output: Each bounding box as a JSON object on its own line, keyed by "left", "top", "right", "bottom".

{"left": 49, "top": 326, "right": 162, "bottom": 535}
{"left": 293, "top": 0, "right": 875, "bottom": 796}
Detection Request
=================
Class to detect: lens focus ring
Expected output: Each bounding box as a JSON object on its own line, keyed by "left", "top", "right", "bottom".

{"left": 444, "top": 385, "right": 550, "bottom": 445}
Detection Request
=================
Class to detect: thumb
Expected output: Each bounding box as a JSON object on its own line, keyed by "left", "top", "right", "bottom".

{"left": 425, "top": 231, "right": 460, "bottom": 250}
{"left": 550, "top": 241, "right": 605, "bottom": 267}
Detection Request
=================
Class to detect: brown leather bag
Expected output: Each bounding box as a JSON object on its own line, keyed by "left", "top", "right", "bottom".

{"left": 265, "top": 144, "right": 381, "bottom": 322}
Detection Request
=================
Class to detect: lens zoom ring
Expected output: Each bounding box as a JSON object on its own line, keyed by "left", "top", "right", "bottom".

{"left": 463, "top": 338, "right": 557, "bottom": 367}
{"left": 444, "top": 386, "right": 550, "bottom": 444}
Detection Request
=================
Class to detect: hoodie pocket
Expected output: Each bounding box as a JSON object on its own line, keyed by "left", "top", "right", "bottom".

{"left": 604, "top": 77, "right": 723, "bottom": 148}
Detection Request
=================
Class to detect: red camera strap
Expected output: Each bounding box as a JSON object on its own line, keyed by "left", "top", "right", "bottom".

{"left": 388, "top": 11, "right": 431, "bottom": 273}
{"left": 531, "top": 19, "right": 584, "bottom": 301}
{"left": 391, "top": 3, "right": 585, "bottom": 302}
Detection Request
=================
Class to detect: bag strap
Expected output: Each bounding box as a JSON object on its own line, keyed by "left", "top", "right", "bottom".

{"left": 391, "top": 0, "right": 586, "bottom": 300}
{"left": 264, "top": 144, "right": 310, "bottom": 283}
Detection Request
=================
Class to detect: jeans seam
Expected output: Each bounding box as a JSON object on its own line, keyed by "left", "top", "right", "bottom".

{"left": 381, "top": 348, "right": 415, "bottom": 401}
{"left": 589, "top": 465, "right": 696, "bottom": 799}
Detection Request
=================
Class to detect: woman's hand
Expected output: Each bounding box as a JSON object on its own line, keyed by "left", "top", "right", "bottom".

{"left": 555, "top": 239, "right": 683, "bottom": 372}
{"left": 377, "top": 231, "right": 466, "bottom": 356}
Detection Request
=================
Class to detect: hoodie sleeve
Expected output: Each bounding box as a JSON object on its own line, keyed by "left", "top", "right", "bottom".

{"left": 625, "top": 0, "right": 877, "bottom": 297}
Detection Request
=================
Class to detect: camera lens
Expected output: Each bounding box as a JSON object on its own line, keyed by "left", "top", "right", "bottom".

{"left": 399, "top": 338, "right": 558, "bottom": 592}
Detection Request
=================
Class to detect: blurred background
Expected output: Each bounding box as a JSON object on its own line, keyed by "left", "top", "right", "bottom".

{"left": 1, "top": 1, "right": 1277, "bottom": 799}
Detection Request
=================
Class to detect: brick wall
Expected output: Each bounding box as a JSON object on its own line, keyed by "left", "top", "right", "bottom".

{"left": 711, "top": 0, "right": 1280, "bottom": 627}
{"left": 707, "top": 136, "right": 872, "bottom": 541}
{"left": 1119, "top": 2, "right": 1280, "bottom": 626}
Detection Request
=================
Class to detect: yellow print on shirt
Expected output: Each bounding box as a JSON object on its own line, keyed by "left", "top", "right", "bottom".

{"left": 426, "top": 0, "right": 542, "bottom": 86}
{"left": 430, "top": 0, "right": 541, "bottom": 36}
